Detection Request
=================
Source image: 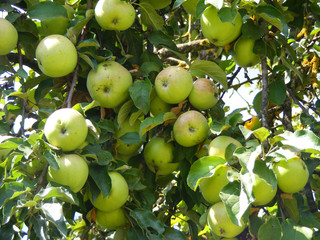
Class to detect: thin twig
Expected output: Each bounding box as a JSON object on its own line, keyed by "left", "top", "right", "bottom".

{"left": 261, "top": 58, "right": 269, "bottom": 129}
{"left": 17, "top": 43, "right": 26, "bottom": 136}
{"left": 66, "top": 64, "right": 80, "bottom": 108}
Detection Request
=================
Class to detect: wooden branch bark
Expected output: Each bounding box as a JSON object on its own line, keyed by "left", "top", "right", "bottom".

{"left": 261, "top": 58, "right": 269, "bottom": 129}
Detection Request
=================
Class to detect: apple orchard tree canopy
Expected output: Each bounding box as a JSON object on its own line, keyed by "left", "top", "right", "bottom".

{"left": 1, "top": 0, "right": 320, "bottom": 239}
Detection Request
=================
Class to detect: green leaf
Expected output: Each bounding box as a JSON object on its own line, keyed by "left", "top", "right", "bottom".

{"left": 253, "top": 127, "right": 270, "bottom": 143}
{"left": 120, "top": 132, "right": 141, "bottom": 145}
{"left": 281, "top": 219, "right": 313, "bottom": 240}
{"left": 78, "top": 53, "right": 98, "bottom": 70}
{"left": 139, "top": 2, "right": 164, "bottom": 30}
{"left": 239, "top": 125, "right": 253, "bottom": 140}
{"left": 140, "top": 61, "right": 162, "bottom": 77}
{"left": 187, "top": 156, "right": 226, "bottom": 190}
{"left": 68, "top": 9, "right": 94, "bottom": 40}
{"left": 241, "top": 19, "right": 265, "bottom": 40}
{"left": 269, "top": 79, "right": 286, "bottom": 106}
{"left": 28, "top": 1, "right": 68, "bottom": 21}
{"left": 280, "top": 50, "right": 304, "bottom": 82}
{"left": 117, "top": 100, "right": 134, "bottom": 127}
{"left": 44, "top": 150, "right": 59, "bottom": 171}
{"left": 139, "top": 113, "right": 165, "bottom": 137}
{"left": 163, "top": 228, "right": 187, "bottom": 240}
{"left": 34, "top": 185, "right": 79, "bottom": 205}
{"left": 129, "top": 79, "right": 152, "bottom": 114}
{"left": 258, "top": 216, "right": 282, "bottom": 240}
{"left": 89, "top": 164, "right": 111, "bottom": 198}
{"left": 77, "top": 39, "right": 100, "bottom": 49}
{"left": 41, "top": 203, "right": 67, "bottom": 237}
{"left": 148, "top": 31, "right": 178, "bottom": 52}
{"left": 253, "top": 160, "right": 277, "bottom": 190}
{"left": 190, "top": 60, "right": 228, "bottom": 90}
{"left": 218, "top": 7, "right": 239, "bottom": 23}
{"left": 0, "top": 182, "right": 25, "bottom": 207}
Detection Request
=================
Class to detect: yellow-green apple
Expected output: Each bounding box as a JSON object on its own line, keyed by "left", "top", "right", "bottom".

{"left": 95, "top": 208, "right": 127, "bottom": 230}
{"left": 207, "top": 202, "right": 246, "bottom": 238}
{"left": 182, "top": 0, "right": 199, "bottom": 16}
{"left": 155, "top": 66, "right": 193, "bottom": 104}
{"left": 0, "top": 18, "right": 18, "bottom": 55}
{"left": 201, "top": 5, "right": 242, "bottom": 46}
{"left": 44, "top": 108, "right": 88, "bottom": 152}
{"left": 188, "top": 78, "right": 219, "bottom": 110}
{"left": 208, "top": 136, "right": 242, "bottom": 160}
{"left": 35, "top": 34, "right": 77, "bottom": 77}
{"left": 233, "top": 37, "right": 261, "bottom": 68}
{"left": 141, "top": 0, "right": 171, "bottom": 9}
{"left": 87, "top": 60, "right": 133, "bottom": 108}
{"left": 252, "top": 173, "right": 277, "bottom": 206}
{"left": 91, "top": 171, "right": 129, "bottom": 212}
{"left": 41, "top": 16, "right": 69, "bottom": 36}
{"left": 173, "top": 110, "right": 209, "bottom": 147}
{"left": 199, "top": 164, "right": 231, "bottom": 204}
{"left": 95, "top": 0, "right": 136, "bottom": 31}
{"left": 47, "top": 154, "right": 89, "bottom": 193}
{"left": 115, "top": 118, "right": 142, "bottom": 155}
{"left": 144, "top": 137, "right": 179, "bottom": 175}
{"left": 273, "top": 157, "right": 309, "bottom": 194}
{"left": 150, "top": 93, "right": 172, "bottom": 116}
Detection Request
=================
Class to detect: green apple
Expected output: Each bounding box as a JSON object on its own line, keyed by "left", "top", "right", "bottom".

{"left": 233, "top": 37, "right": 261, "bottom": 68}
{"left": 207, "top": 202, "right": 246, "bottom": 238}
{"left": 36, "top": 34, "right": 78, "bottom": 77}
{"left": 150, "top": 93, "right": 172, "bottom": 116}
{"left": 95, "top": 208, "right": 127, "bottom": 230}
{"left": 252, "top": 173, "right": 277, "bottom": 206}
{"left": 199, "top": 164, "right": 231, "bottom": 204}
{"left": 141, "top": 0, "right": 171, "bottom": 9}
{"left": 87, "top": 60, "right": 133, "bottom": 108}
{"left": 155, "top": 66, "right": 193, "bottom": 104}
{"left": 188, "top": 78, "right": 219, "bottom": 110}
{"left": 201, "top": 5, "right": 242, "bottom": 46}
{"left": 173, "top": 110, "right": 209, "bottom": 147}
{"left": 273, "top": 157, "right": 309, "bottom": 194}
{"left": 91, "top": 171, "right": 129, "bottom": 212}
{"left": 208, "top": 136, "right": 242, "bottom": 160}
{"left": 115, "top": 118, "right": 142, "bottom": 155}
{"left": 95, "top": 0, "right": 136, "bottom": 31}
{"left": 144, "top": 137, "right": 179, "bottom": 175}
{"left": 41, "top": 16, "right": 69, "bottom": 36}
{"left": 182, "top": 0, "right": 199, "bottom": 16}
{"left": 0, "top": 18, "right": 18, "bottom": 55}
{"left": 44, "top": 108, "right": 88, "bottom": 152}
{"left": 47, "top": 154, "right": 89, "bottom": 193}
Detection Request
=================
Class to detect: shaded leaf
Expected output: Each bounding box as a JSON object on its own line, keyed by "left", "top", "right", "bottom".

{"left": 258, "top": 216, "right": 282, "bottom": 240}
{"left": 34, "top": 185, "right": 79, "bottom": 205}
{"left": 139, "top": 113, "right": 165, "bottom": 137}
{"left": 139, "top": 2, "right": 164, "bottom": 30}
{"left": 89, "top": 164, "right": 111, "bottom": 198}
{"left": 129, "top": 79, "right": 152, "bottom": 114}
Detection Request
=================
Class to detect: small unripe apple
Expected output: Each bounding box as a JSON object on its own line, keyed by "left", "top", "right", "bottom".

{"left": 252, "top": 173, "right": 277, "bottom": 206}
{"left": 182, "top": 0, "right": 199, "bottom": 16}
{"left": 36, "top": 34, "right": 78, "bottom": 77}
{"left": 95, "top": 0, "right": 136, "bottom": 31}
{"left": 155, "top": 66, "right": 193, "bottom": 104}
{"left": 0, "top": 18, "right": 18, "bottom": 55}
{"left": 150, "top": 93, "right": 172, "bottom": 116}
{"left": 95, "top": 208, "right": 127, "bottom": 230}
{"left": 188, "top": 78, "right": 219, "bottom": 110}
{"left": 208, "top": 136, "right": 242, "bottom": 161}
{"left": 47, "top": 154, "right": 89, "bottom": 193}
{"left": 233, "top": 37, "right": 261, "bottom": 68}
{"left": 201, "top": 6, "right": 242, "bottom": 46}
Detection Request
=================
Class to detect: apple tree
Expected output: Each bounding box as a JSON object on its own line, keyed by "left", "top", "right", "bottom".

{"left": 1, "top": 0, "right": 320, "bottom": 239}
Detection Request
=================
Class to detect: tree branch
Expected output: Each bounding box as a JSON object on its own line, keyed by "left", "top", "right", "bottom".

{"left": 7, "top": 53, "right": 40, "bottom": 74}
{"left": 261, "top": 58, "right": 269, "bottom": 129}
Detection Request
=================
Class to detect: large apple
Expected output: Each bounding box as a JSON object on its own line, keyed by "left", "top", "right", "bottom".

{"left": 87, "top": 60, "right": 133, "bottom": 108}
{"left": 47, "top": 154, "right": 89, "bottom": 193}
{"left": 36, "top": 34, "right": 78, "bottom": 77}
{"left": 95, "top": 0, "right": 136, "bottom": 31}
{"left": 201, "top": 5, "right": 242, "bottom": 46}
{"left": 141, "top": 0, "right": 171, "bottom": 9}
{"left": 150, "top": 93, "right": 172, "bottom": 116}
{"left": 252, "top": 173, "right": 277, "bottom": 206}
{"left": 91, "top": 171, "right": 129, "bottom": 212}
{"left": 155, "top": 66, "right": 193, "bottom": 104}
{"left": 208, "top": 136, "right": 242, "bottom": 160}
{"left": 173, "top": 110, "right": 209, "bottom": 147}
{"left": 233, "top": 37, "right": 261, "bottom": 68}
{"left": 0, "top": 18, "right": 18, "bottom": 55}
{"left": 144, "top": 137, "right": 179, "bottom": 176}
{"left": 115, "top": 118, "right": 142, "bottom": 156}
{"left": 188, "top": 78, "right": 219, "bottom": 110}
{"left": 273, "top": 157, "right": 309, "bottom": 194}
{"left": 207, "top": 202, "right": 246, "bottom": 238}
{"left": 199, "top": 164, "right": 231, "bottom": 204}
{"left": 95, "top": 208, "right": 127, "bottom": 230}
{"left": 182, "top": 0, "right": 199, "bottom": 16}
{"left": 44, "top": 108, "right": 88, "bottom": 152}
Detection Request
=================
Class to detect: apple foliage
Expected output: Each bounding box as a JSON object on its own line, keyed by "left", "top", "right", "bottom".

{"left": 1, "top": 0, "right": 320, "bottom": 239}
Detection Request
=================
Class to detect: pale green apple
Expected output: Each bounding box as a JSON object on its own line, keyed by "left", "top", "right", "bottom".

{"left": 91, "top": 171, "right": 129, "bottom": 212}
{"left": 95, "top": 208, "right": 127, "bottom": 230}
{"left": 44, "top": 108, "right": 88, "bottom": 152}
{"left": 36, "top": 34, "right": 78, "bottom": 77}
{"left": 150, "top": 93, "right": 172, "bottom": 116}
{"left": 208, "top": 136, "right": 242, "bottom": 160}
{"left": 87, "top": 60, "right": 133, "bottom": 108}
{"left": 144, "top": 137, "right": 179, "bottom": 175}
{"left": 182, "top": 0, "right": 199, "bottom": 16}
{"left": 199, "top": 164, "right": 231, "bottom": 204}
{"left": 201, "top": 5, "right": 242, "bottom": 46}
{"left": 95, "top": 0, "right": 136, "bottom": 31}
{"left": 273, "top": 157, "right": 309, "bottom": 194}
{"left": 173, "top": 110, "right": 209, "bottom": 147}
{"left": 207, "top": 202, "right": 246, "bottom": 238}
{"left": 47, "top": 154, "right": 89, "bottom": 193}
{"left": 0, "top": 18, "right": 18, "bottom": 55}
{"left": 233, "top": 37, "right": 261, "bottom": 68}
{"left": 141, "top": 0, "right": 171, "bottom": 9}
{"left": 155, "top": 66, "right": 193, "bottom": 104}
{"left": 252, "top": 173, "right": 277, "bottom": 206}
{"left": 188, "top": 78, "right": 219, "bottom": 110}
